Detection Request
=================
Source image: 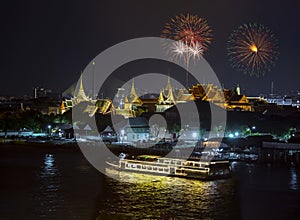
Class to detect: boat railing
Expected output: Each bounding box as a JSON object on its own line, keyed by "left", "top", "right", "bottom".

{"left": 122, "top": 158, "right": 219, "bottom": 171}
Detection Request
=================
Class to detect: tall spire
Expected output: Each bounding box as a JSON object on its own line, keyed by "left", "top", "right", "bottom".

{"left": 166, "top": 72, "right": 172, "bottom": 92}
{"left": 164, "top": 73, "right": 176, "bottom": 104}
{"left": 130, "top": 78, "right": 137, "bottom": 96}
{"left": 158, "top": 91, "right": 165, "bottom": 104}
{"left": 128, "top": 78, "right": 142, "bottom": 104}
{"left": 236, "top": 84, "right": 241, "bottom": 95}
{"left": 79, "top": 73, "right": 84, "bottom": 91}
{"left": 76, "top": 72, "right": 90, "bottom": 102}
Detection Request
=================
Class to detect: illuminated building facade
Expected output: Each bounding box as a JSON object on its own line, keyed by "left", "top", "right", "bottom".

{"left": 189, "top": 84, "right": 253, "bottom": 111}
{"left": 156, "top": 75, "right": 194, "bottom": 112}
{"left": 61, "top": 74, "right": 113, "bottom": 115}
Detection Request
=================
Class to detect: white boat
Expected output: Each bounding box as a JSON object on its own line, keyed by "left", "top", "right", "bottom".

{"left": 106, "top": 155, "right": 231, "bottom": 180}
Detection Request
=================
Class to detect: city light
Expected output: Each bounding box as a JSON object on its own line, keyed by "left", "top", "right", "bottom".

{"left": 192, "top": 132, "right": 197, "bottom": 139}
{"left": 47, "top": 125, "right": 52, "bottom": 135}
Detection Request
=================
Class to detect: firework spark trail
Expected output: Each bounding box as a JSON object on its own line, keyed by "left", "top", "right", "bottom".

{"left": 227, "top": 23, "right": 279, "bottom": 76}
{"left": 162, "top": 14, "right": 212, "bottom": 53}
{"left": 188, "top": 42, "right": 204, "bottom": 61}
{"left": 162, "top": 13, "right": 212, "bottom": 87}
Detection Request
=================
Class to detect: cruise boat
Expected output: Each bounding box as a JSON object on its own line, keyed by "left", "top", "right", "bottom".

{"left": 106, "top": 155, "right": 231, "bottom": 180}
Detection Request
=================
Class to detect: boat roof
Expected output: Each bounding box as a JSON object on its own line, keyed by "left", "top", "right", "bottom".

{"left": 135, "top": 155, "right": 229, "bottom": 164}
{"left": 136, "top": 155, "right": 162, "bottom": 159}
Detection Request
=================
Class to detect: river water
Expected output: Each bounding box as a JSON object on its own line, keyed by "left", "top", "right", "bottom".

{"left": 0, "top": 145, "right": 300, "bottom": 219}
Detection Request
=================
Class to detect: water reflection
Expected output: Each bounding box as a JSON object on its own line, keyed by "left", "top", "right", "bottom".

{"left": 34, "top": 153, "right": 64, "bottom": 218}
{"left": 96, "top": 170, "right": 238, "bottom": 219}
{"left": 42, "top": 154, "right": 55, "bottom": 175}
{"left": 289, "top": 166, "right": 299, "bottom": 190}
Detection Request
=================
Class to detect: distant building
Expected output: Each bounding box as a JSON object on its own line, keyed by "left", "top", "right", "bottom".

{"left": 246, "top": 95, "right": 299, "bottom": 116}
{"left": 100, "top": 126, "right": 117, "bottom": 143}
{"left": 189, "top": 84, "right": 253, "bottom": 111}
{"left": 118, "top": 117, "right": 150, "bottom": 142}
{"left": 224, "top": 90, "right": 253, "bottom": 111}
{"left": 61, "top": 74, "right": 113, "bottom": 116}
{"left": 112, "top": 79, "right": 141, "bottom": 118}
{"left": 112, "top": 75, "right": 194, "bottom": 116}
{"left": 114, "top": 88, "right": 127, "bottom": 109}
{"left": 24, "top": 97, "right": 61, "bottom": 115}
{"left": 33, "top": 87, "right": 47, "bottom": 99}
{"left": 125, "top": 79, "right": 143, "bottom": 109}
{"left": 266, "top": 94, "right": 300, "bottom": 108}
{"left": 156, "top": 75, "right": 194, "bottom": 112}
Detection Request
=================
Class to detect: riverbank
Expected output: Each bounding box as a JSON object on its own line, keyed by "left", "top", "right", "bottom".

{"left": 2, "top": 137, "right": 300, "bottom": 166}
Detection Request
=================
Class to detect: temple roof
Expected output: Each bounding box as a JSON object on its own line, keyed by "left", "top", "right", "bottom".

{"left": 159, "top": 75, "right": 176, "bottom": 105}
{"left": 126, "top": 79, "right": 143, "bottom": 105}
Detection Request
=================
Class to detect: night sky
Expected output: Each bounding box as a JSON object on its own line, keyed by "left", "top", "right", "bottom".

{"left": 1, "top": 0, "right": 300, "bottom": 96}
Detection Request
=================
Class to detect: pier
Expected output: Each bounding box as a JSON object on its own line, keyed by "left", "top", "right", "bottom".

{"left": 261, "top": 142, "right": 300, "bottom": 163}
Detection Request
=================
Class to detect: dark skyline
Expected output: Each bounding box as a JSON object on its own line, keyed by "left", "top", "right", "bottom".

{"left": 1, "top": 0, "right": 300, "bottom": 96}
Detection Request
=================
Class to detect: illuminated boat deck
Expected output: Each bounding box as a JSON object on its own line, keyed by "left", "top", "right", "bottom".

{"left": 108, "top": 155, "right": 231, "bottom": 180}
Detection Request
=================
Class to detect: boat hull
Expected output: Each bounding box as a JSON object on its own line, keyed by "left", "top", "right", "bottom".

{"left": 106, "top": 158, "right": 231, "bottom": 180}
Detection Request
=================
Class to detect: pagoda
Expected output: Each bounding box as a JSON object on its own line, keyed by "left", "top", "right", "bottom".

{"left": 156, "top": 75, "right": 178, "bottom": 112}
{"left": 124, "top": 79, "right": 143, "bottom": 110}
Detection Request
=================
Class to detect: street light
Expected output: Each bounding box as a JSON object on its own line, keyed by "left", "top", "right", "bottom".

{"left": 92, "top": 61, "right": 95, "bottom": 99}
{"left": 48, "top": 125, "right": 51, "bottom": 135}
{"left": 121, "top": 129, "right": 125, "bottom": 143}
{"left": 192, "top": 132, "right": 197, "bottom": 139}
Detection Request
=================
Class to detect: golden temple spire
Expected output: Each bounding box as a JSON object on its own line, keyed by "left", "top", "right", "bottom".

{"left": 166, "top": 72, "right": 172, "bottom": 92}
{"left": 130, "top": 78, "right": 137, "bottom": 97}
{"left": 164, "top": 73, "right": 176, "bottom": 104}
{"left": 128, "top": 78, "right": 142, "bottom": 105}
{"left": 76, "top": 72, "right": 90, "bottom": 102}
{"left": 158, "top": 91, "right": 165, "bottom": 104}
{"left": 165, "top": 88, "right": 176, "bottom": 104}
{"left": 79, "top": 73, "right": 84, "bottom": 91}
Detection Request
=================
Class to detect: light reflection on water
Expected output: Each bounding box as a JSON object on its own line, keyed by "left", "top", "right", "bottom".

{"left": 4, "top": 147, "right": 300, "bottom": 219}
{"left": 289, "top": 166, "right": 299, "bottom": 190}
{"left": 96, "top": 169, "right": 238, "bottom": 219}
{"left": 1, "top": 147, "right": 239, "bottom": 219}
{"left": 35, "top": 153, "right": 64, "bottom": 218}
